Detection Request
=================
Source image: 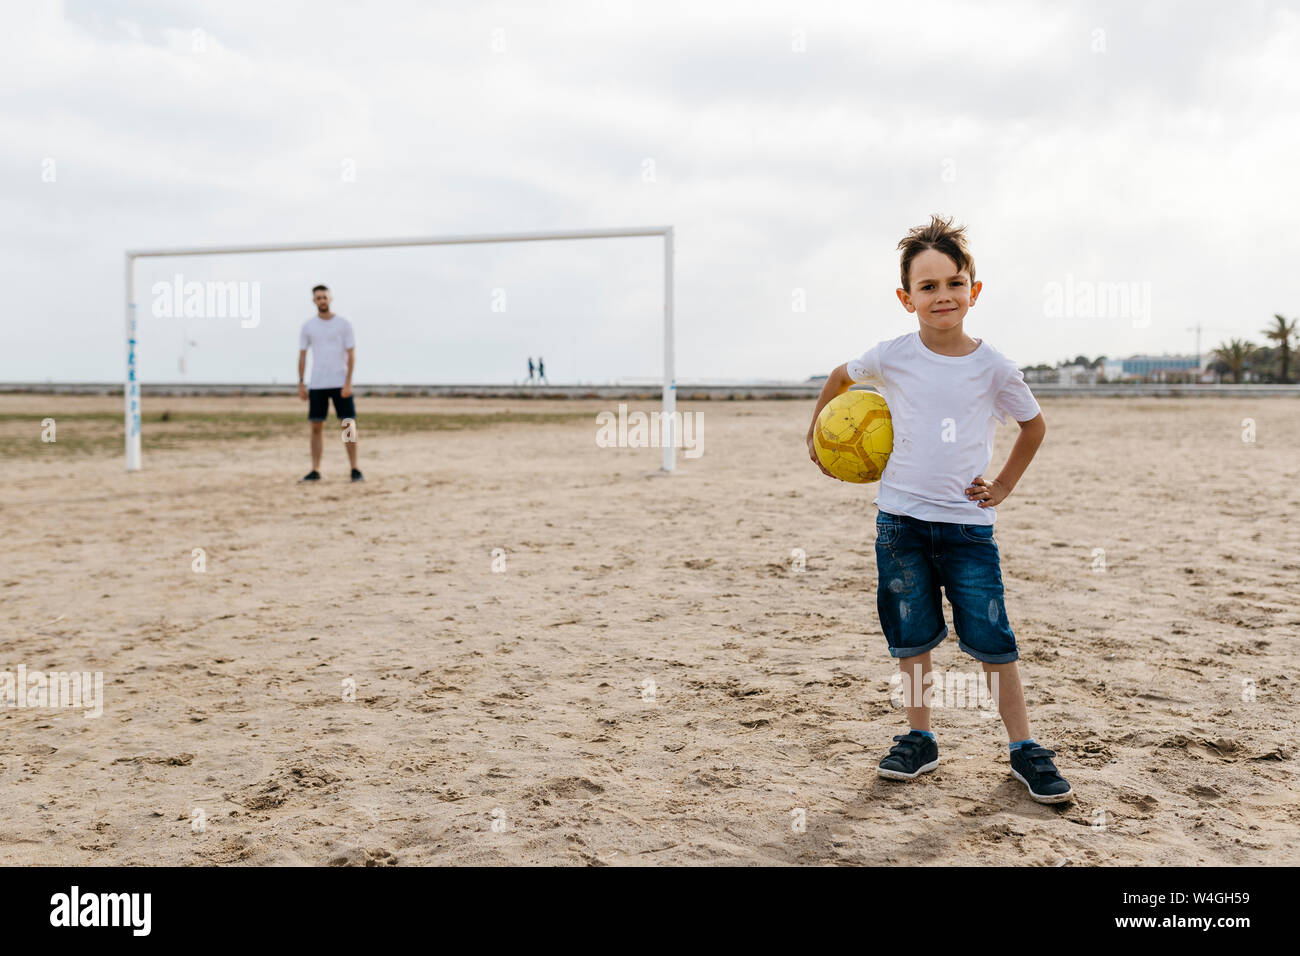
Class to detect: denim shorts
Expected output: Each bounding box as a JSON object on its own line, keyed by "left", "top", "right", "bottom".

{"left": 874, "top": 510, "right": 1018, "bottom": 664}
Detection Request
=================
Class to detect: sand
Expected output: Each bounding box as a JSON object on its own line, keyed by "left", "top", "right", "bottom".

{"left": 1, "top": 393, "right": 1297, "bottom": 866}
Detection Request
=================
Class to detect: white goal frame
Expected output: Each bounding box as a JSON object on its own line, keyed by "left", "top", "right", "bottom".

{"left": 124, "top": 226, "right": 677, "bottom": 472}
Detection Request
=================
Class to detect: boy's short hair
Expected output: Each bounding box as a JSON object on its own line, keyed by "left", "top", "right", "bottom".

{"left": 897, "top": 215, "right": 975, "bottom": 291}
{"left": 312, "top": 284, "right": 329, "bottom": 293}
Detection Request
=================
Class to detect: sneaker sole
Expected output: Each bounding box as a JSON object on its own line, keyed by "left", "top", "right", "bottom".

{"left": 878, "top": 758, "right": 939, "bottom": 781}
{"left": 1010, "top": 767, "right": 1073, "bottom": 803}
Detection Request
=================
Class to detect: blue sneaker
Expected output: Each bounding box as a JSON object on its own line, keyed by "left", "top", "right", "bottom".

{"left": 877, "top": 731, "right": 939, "bottom": 781}
{"left": 1010, "top": 744, "right": 1072, "bottom": 803}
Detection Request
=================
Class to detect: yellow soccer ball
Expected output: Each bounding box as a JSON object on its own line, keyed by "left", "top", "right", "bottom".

{"left": 813, "top": 390, "right": 893, "bottom": 483}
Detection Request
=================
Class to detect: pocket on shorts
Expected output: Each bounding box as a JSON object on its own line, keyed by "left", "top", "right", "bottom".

{"left": 959, "top": 523, "right": 995, "bottom": 543}
{"left": 875, "top": 512, "right": 901, "bottom": 546}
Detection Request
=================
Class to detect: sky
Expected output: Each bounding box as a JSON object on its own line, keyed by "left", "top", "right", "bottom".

{"left": 4, "top": 0, "right": 1299, "bottom": 385}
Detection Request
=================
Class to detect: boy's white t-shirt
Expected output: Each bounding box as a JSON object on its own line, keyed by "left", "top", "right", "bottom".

{"left": 844, "top": 331, "right": 1041, "bottom": 525}
{"left": 299, "top": 315, "right": 356, "bottom": 389}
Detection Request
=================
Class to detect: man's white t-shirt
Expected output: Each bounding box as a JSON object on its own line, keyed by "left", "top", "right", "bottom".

{"left": 844, "top": 331, "right": 1041, "bottom": 525}
{"left": 299, "top": 315, "right": 355, "bottom": 390}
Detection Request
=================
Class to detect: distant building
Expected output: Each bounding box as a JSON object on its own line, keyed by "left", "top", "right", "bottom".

{"left": 1021, "top": 356, "right": 1211, "bottom": 385}
{"left": 1056, "top": 363, "right": 1100, "bottom": 385}
{"left": 1121, "top": 355, "right": 1203, "bottom": 382}
{"left": 1022, "top": 364, "right": 1100, "bottom": 385}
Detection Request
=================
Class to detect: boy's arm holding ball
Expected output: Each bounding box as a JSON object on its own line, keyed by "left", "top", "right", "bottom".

{"left": 806, "top": 363, "right": 854, "bottom": 477}
{"left": 965, "top": 412, "right": 1046, "bottom": 508}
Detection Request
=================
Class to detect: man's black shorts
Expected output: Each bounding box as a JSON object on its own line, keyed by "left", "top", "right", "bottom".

{"left": 308, "top": 388, "right": 357, "bottom": 422}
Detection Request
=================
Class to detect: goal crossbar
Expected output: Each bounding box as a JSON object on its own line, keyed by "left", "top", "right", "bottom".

{"left": 124, "top": 225, "right": 677, "bottom": 471}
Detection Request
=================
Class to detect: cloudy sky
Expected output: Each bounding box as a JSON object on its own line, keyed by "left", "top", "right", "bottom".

{"left": 5, "top": 0, "right": 1298, "bottom": 384}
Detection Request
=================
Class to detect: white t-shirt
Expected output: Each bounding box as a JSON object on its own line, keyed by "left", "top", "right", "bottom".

{"left": 844, "top": 331, "right": 1041, "bottom": 525}
{"left": 299, "top": 315, "right": 356, "bottom": 390}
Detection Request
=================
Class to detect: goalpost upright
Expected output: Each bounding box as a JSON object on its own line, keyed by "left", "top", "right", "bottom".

{"left": 123, "top": 226, "right": 677, "bottom": 473}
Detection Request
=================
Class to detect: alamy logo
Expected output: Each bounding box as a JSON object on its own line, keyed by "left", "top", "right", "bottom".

{"left": 889, "top": 669, "right": 999, "bottom": 717}
{"left": 151, "top": 273, "right": 261, "bottom": 328}
{"left": 1042, "top": 274, "right": 1151, "bottom": 328}
{"left": 0, "top": 666, "right": 103, "bottom": 718}
{"left": 49, "top": 886, "right": 151, "bottom": 936}
{"left": 595, "top": 403, "right": 704, "bottom": 459}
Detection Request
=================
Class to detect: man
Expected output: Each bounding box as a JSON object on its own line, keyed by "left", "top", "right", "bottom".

{"left": 297, "top": 284, "right": 363, "bottom": 482}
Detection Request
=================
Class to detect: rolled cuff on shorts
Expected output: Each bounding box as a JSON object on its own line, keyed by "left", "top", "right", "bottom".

{"left": 887, "top": 624, "right": 949, "bottom": 659}
{"left": 956, "top": 638, "right": 1019, "bottom": 664}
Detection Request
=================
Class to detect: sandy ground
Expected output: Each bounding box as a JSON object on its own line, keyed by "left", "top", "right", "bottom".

{"left": 1, "top": 394, "right": 1297, "bottom": 866}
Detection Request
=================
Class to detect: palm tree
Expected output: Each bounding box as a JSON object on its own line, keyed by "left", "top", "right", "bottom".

{"left": 1261, "top": 314, "right": 1298, "bottom": 383}
{"left": 1250, "top": 346, "right": 1278, "bottom": 383}
{"left": 1211, "top": 339, "right": 1256, "bottom": 384}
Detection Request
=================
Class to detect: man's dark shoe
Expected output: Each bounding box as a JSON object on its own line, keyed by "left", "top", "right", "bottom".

{"left": 1010, "top": 744, "right": 1073, "bottom": 803}
{"left": 878, "top": 731, "right": 939, "bottom": 781}
{"left": 351, "top": 468, "right": 364, "bottom": 482}
{"left": 300, "top": 470, "right": 321, "bottom": 482}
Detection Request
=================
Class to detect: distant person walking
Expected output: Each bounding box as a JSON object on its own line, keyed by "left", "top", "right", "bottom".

{"left": 527, "top": 357, "right": 536, "bottom": 384}
{"left": 297, "top": 284, "right": 363, "bottom": 483}
{"left": 537, "top": 357, "right": 548, "bottom": 384}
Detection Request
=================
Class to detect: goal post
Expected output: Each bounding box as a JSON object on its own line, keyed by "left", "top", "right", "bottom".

{"left": 123, "top": 226, "right": 677, "bottom": 472}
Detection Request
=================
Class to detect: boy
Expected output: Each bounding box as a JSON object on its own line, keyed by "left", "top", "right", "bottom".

{"left": 298, "top": 284, "right": 364, "bottom": 483}
{"left": 805, "top": 215, "right": 1071, "bottom": 804}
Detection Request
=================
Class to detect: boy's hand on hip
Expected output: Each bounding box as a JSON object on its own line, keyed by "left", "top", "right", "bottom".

{"left": 966, "top": 476, "right": 1008, "bottom": 508}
